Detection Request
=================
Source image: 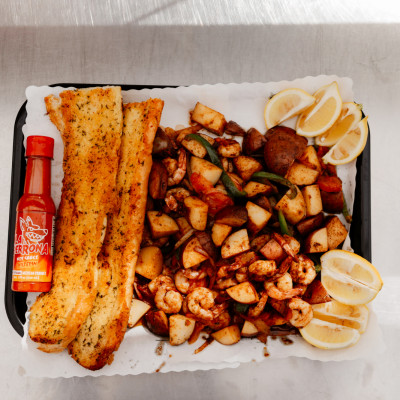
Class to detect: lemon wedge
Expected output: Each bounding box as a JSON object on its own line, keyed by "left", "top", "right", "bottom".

{"left": 264, "top": 88, "right": 315, "bottom": 129}
{"left": 296, "top": 81, "right": 342, "bottom": 137}
{"left": 320, "top": 250, "right": 383, "bottom": 305}
{"left": 315, "top": 102, "right": 362, "bottom": 146}
{"left": 299, "top": 318, "right": 361, "bottom": 349}
{"left": 312, "top": 300, "right": 369, "bottom": 333}
{"left": 322, "top": 117, "right": 368, "bottom": 165}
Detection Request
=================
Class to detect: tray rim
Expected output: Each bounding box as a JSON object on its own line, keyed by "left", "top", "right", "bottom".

{"left": 4, "top": 82, "right": 371, "bottom": 337}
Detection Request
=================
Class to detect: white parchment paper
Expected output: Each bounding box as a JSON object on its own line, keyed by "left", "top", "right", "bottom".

{"left": 20, "top": 76, "right": 385, "bottom": 377}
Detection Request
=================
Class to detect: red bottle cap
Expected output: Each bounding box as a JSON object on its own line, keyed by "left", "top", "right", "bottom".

{"left": 26, "top": 136, "right": 54, "bottom": 158}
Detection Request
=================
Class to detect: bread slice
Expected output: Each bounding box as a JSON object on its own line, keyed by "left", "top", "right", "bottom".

{"left": 28, "top": 87, "right": 123, "bottom": 353}
{"left": 68, "top": 99, "right": 164, "bottom": 370}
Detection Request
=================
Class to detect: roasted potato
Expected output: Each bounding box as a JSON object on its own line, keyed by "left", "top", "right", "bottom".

{"left": 275, "top": 187, "right": 306, "bottom": 225}
{"left": 144, "top": 310, "right": 169, "bottom": 337}
{"left": 241, "top": 321, "right": 259, "bottom": 337}
{"left": 260, "top": 239, "right": 284, "bottom": 262}
{"left": 296, "top": 212, "right": 324, "bottom": 236}
{"left": 181, "top": 236, "right": 209, "bottom": 269}
{"left": 304, "top": 227, "right": 328, "bottom": 253}
{"left": 128, "top": 299, "right": 152, "bottom": 328}
{"left": 243, "top": 181, "right": 273, "bottom": 198}
{"left": 181, "top": 136, "right": 208, "bottom": 158}
{"left": 246, "top": 201, "right": 272, "bottom": 234}
{"left": 147, "top": 211, "right": 179, "bottom": 239}
{"left": 297, "top": 145, "right": 322, "bottom": 172}
{"left": 211, "top": 325, "right": 241, "bottom": 345}
{"left": 243, "top": 127, "right": 266, "bottom": 155}
{"left": 226, "top": 282, "right": 259, "bottom": 304}
{"left": 217, "top": 139, "right": 242, "bottom": 158}
{"left": 190, "top": 156, "right": 223, "bottom": 185}
{"left": 325, "top": 216, "right": 348, "bottom": 249}
{"left": 264, "top": 126, "right": 308, "bottom": 176}
{"left": 302, "top": 184, "right": 323, "bottom": 216}
{"left": 285, "top": 162, "right": 320, "bottom": 186}
{"left": 212, "top": 223, "right": 233, "bottom": 247}
{"left": 214, "top": 205, "right": 248, "bottom": 227}
{"left": 190, "top": 102, "right": 227, "bottom": 135}
{"left": 135, "top": 246, "right": 164, "bottom": 280}
{"left": 224, "top": 120, "right": 246, "bottom": 136}
{"left": 184, "top": 196, "right": 208, "bottom": 230}
{"left": 221, "top": 229, "right": 250, "bottom": 259}
{"left": 148, "top": 161, "right": 168, "bottom": 200}
{"left": 302, "top": 280, "right": 331, "bottom": 304}
{"left": 169, "top": 315, "right": 196, "bottom": 346}
{"left": 233, "top": 155, "right": 263, "bottom": 181}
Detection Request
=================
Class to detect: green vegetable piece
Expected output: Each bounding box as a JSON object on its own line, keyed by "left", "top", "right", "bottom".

{"left": 278, "top": 210, "right": 290, "bottom": 236}
{"left": 233, "top": 302, "right": 249, "bottom": 314}
{"left": 342, "top": 194, "right": 352, "bottom": 223}
{"left": 186, "top": 134, "right": 247, "bottom": 197}
{"left": 251, "top": 171, "right": 297, "bottom": 199}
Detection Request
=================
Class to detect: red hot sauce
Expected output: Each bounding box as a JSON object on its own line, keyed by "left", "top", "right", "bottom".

{"left": 12, "top": 136, "right": 56, "bottom": 292}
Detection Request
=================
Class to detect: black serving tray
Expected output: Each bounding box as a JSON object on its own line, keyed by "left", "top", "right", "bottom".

{"left": 4, "top": 84, "right": 371, "bottom": 337}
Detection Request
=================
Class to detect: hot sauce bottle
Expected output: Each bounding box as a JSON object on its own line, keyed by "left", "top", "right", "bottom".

{"left": 12, "top": 136, "right": 56, "bottom": 292}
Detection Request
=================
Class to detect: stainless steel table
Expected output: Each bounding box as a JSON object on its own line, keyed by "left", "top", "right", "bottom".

{"left": 1, "top": 1, "right": 399, "bottom": 398}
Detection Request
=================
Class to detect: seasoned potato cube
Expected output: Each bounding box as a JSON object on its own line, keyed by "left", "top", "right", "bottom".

{"left": 304, "top": 227, "right": 328, "bottom": 253}
{"left": 190, "top": 102, "right": 227, "bottom": 135}
{"left": 199, "top": 133, "right": 215, "bottom": 146}
{"left": 211, "top": 325, "right": 241, "bottom": 345}
{"left": 181, "top": 137, "right": 207, "bottom": 158}
{"left": 302, "top": 184, "right": 323, "bottom": 217}
{"left": 169, "top": 315, "right": 196, "bottom": 346}
{"left": 175, "top": 125, "right": 202, "bottom": 143}
{"left": 181, "top": 236, "right": 209, "bottom": 269}
{"left": 135, "top": 246, "right": 164, "bottom": 280}
{"left": 147, "top": 211, "right": 179, "bottom": 239}
{"left": 325, "top": 216, "right": 348, "bottom": 249}
{"left": 233, "top": 156, "right": 263, "bottom": 181}
{"left": 212, "top": 223, "right": 232, "bottom": 247}
{"left": 128, "top": 299, "right": 151, "bottom": 328}
{"left": 297, "top": 145, "right": 322, "bottom": 171}
{"left": 246, "top": 201, "right": 272, "bottom": 234}
{"left": 144, "top": 310, "right": 169, "bottom": 337}
{"left": 190, "top": 156, "right": 223, "bottom": 185}
{"left": 224, "top": 120, "right": 246, "bottom": 136}
{"left": 175, "top": 217, "right": 193, "bottom": 239}
{"left": 241, "top": 320, "right": 259, "bottom": 337}
{"left": 260, "top": 239, "right": 284, "bottom": 261}
{"left": 275, "top": 187, "right": 306, "bottom": 225}
{"left": 243, "top": 181, "right": 273, "bottom": 198}
{"left": 296, "top": 212, "right": 324, "bottom": 236}
{"left": 184, "top": 196, "right": 208, "bottom": 231}
{"left": 217, "top": 139, "right": 242, "bottom": 158}
{"left": 226, "top": 282, "right": 259, "bottom": 304}
{"left": 215, "top": 205, "right": 248, "bottom": 227}
{"left": 243, "top": 127, "right": 266, "bottom": 155}
{"left": 221, "top": 229, "right": 250, "bottom": 259}
{"left": 285, "top": 161, "right": 320, "bottom": 185}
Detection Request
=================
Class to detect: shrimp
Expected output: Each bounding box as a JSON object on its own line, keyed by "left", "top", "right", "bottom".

{"left": 148, "top": 275, "right": 175, "bottom": 294}
{"left": 264, "top": 273, "right": 304, "bottom": 300}
{"left": 154, "top": 288, "right": 183, "bottom": 314}
{"left": 248, "top": 290, "right": 269, "bottom": 318}
{"left": 165, "top": 187, "right": 191, "bottom": 211}
{"left": 290, "top": 254, "right": 317, "bottom": 285}
{"left": 214, "top": 277, "right": 238, "bottom": 290}
{"left": 248, "top": 260, "right": 277, "bottom": 281}
{"left": 272, "top": 232, "right": 299, "bottom": 261}
{"left": 287, "top": 298, "right": 313, "bottom": 328}
{"left": 207, "top": 311, "right": 231, "bottom": 330}
{"left": 236, "top": 266, "right": 249, "bottom": 283}
{"left": 187, "top": 287, "right": 215, "bottom": 321}
{"left": 165, "top": 149, "right": 187, "bottom": 186}
{"left": 174, "top": 269, "right": 207, "bottom": 294}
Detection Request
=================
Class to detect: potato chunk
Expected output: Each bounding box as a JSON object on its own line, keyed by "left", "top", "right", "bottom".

{"left": 304, "top": 227, "right": 328, "bottom": 253}
{"left": 214, "top": 205, "right": 248, "bottom": 227}
{"left": 190, "top": 156, "right": 223, "bottom": 185}
{"left": 241, "top": 320, "right": 259, "bottom": 337}
{"left": 275, "top": 187, "right": 306, "bottom": 225}
{"left": 246, "top": 201, "right": 272, "bottom": 234}
{"left": 226, "top": 282, "right": 259, "bottom": 304}
{"left": 297, "top": 145, "right": 322, "bottom": 172}
{"left": 190, "top": 102, "right": 227, "bottom": 135}
{"left": 169, "top": 315, "right": 196, "bottom": 346}
{"left": 302, "top": 184, "right": 323, "bottom": 216}
{"left": 325, "top": 216, "right": 348, "bottom": 249}
{"left": 233, "top": 156, "right": 263, "bottom": 181}
{"left": 221, "top": 229, "right": 250, "bottom": 259}
{"left": 243, "top": 181, "right": 273, "bottom": 198}
{"left": 211, "top": 325, "right": 241, "bottom": 345}
{"left": 184, "top": 196, "right": 208, "bottom": 231}
{"left": 181, "top": 236, "right": 209, "bottom": 268}
{"left": 135, "top": 246, "right": 163, "bottom": 280}
{"left": 212, "top": 223, "right": 232, "bottom": 247}
{"left": 285, "top": 162, "right": 320, "bottom": 185}
{"left": 128, "top": 299, "right": 151, "bottom": 328}
{"left": 147, "top": 211, "right": 179, "bottom": 239}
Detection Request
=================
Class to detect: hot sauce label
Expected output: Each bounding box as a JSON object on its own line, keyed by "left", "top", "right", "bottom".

{"left": 12, "top": 212, "right": 55, "bottom": 283}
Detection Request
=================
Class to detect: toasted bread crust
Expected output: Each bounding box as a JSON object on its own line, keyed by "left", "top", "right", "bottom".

{"left": 68, "top": 99, "right": 164, "bottom": 370}
{"left": 28, "top": 87, "right": 123, "bottom": 353}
